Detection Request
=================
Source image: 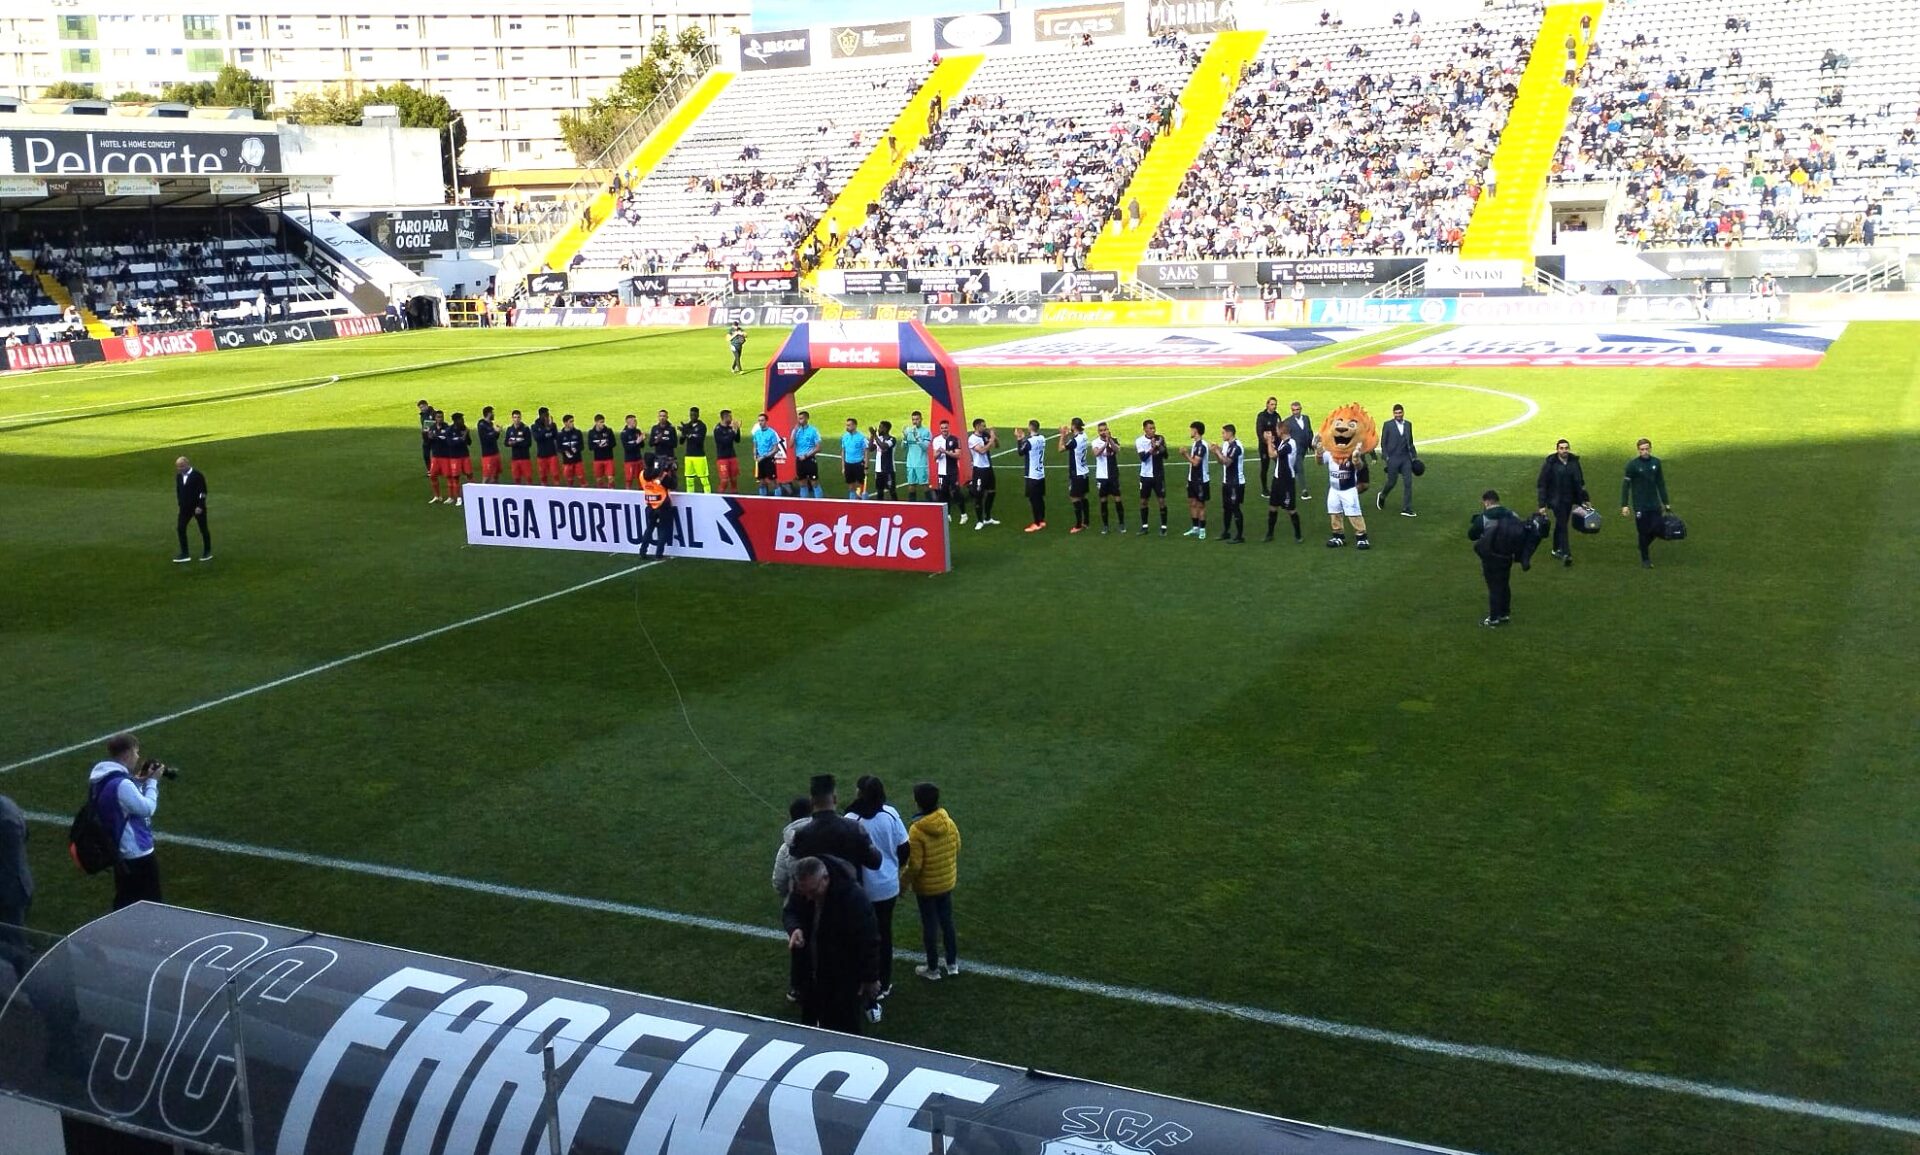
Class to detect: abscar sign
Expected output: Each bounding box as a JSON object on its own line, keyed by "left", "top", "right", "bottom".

{"left": 0, "top": 128, "right": 280, "bottom": 174}
{"left": 463, "top": 485, "right": 952, "bottom": 573}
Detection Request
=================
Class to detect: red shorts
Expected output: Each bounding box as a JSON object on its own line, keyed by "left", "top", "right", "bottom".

{"left": 625, "top": 460, "right": 646, "bottom": 483}
{"left": 511, "top": 458, "right": 533, "bottom": 482}
{"left": 538, "top": 457, "right": 561, "bottom": 481}
{"left": 428, "top": 458, "right": 448, "bottom": 477}
{"left": 717, "top": 458, "right": 739, "bottom": 480}
{"left": 457, "top": 457, "right": 473, "bottom": 477}
{"left": 562, "top": 462, "right": 585, "bottom": 482}
{"left": 481, "top": 454, "right": 502, "bottom": 479}
{"left": 593, "top": 459, "right": 616, "bottom": 480}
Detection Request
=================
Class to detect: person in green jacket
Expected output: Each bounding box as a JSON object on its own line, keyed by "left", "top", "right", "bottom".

{"left": 1620, "top": 438, "right": 1672, "bottom": 568}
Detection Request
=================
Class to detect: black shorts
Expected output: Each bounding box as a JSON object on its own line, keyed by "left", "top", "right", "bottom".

{"left": 1097, "top": 475, "right": 1120, "bottom": 497}
{"left": 1068, "top": 474, "right": 1089, "bottom": 498}
{"left": 1222, "top": 482, "right": 1246, "bottom": 506}
{"left": 1188, "top": 478, "right": 1211, "bottom": 502}
{"left": 969, "top": 468, "right": 996, "bottom": 495}
{"left": 1024, "top": 476, "right": 1046, "bottom": 498}
{"left": 936, "top": 473, "right": 960, "bottom": 497}
{"left": 796, "top": 457, "right": 819, "bottom": 480}
{"left": 1268, "top": 477, "right": 1296, "bottom": 509}
{"left": 844, "top": 463, "right": 866, "bottom": 484}
{"left": 1138, "top": 475, "right": 1166, "bottom": 499}
{"left": 756, "top": 457, "right": 778, "bottom": 481}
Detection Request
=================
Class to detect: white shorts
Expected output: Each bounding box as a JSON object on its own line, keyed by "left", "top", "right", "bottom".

{"left": 1326, "top": 487, "right": 1362, "bottom": 517}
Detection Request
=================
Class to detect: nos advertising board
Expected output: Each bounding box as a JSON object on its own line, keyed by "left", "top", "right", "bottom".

{"left": 0, "top": 127, "right": 280, "bottom": 174}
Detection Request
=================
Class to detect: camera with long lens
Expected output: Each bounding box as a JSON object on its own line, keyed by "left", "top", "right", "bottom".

{"left": 139, "top": 758, "right": 180, "bottom": 782}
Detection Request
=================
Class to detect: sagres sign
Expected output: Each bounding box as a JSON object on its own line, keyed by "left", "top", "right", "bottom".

{"left": 0, "top": 905, "right": 1442, "bottom": 1155}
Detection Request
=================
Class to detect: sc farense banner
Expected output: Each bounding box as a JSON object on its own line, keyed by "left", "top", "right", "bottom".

{"left": 0, "top": 904, "right": 1446, "bottom": 1155}
{"left": 463, "top": 484, "right": 952, "bottom": 574}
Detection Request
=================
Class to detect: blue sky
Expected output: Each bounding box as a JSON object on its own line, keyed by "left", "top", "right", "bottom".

{"left": 752, "top": 0, "right": 993, "bottom": 31}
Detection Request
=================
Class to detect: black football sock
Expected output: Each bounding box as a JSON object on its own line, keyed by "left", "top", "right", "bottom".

{"left": 1160, "top": 507, "right": 1168, "bottom": 529}
{"left": 1267, "top": 510, "right": 1279, "bottom": 535}
{"left": 1290, "top": 512, "right": 1301, "bottom": 539}
{"left": 1100, "top": 503, "right": 1110, "bottom": 526}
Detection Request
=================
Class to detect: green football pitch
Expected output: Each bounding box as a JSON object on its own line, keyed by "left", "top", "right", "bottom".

{"left": 1, "top": 323, "right": 1915, "bottom": 1155}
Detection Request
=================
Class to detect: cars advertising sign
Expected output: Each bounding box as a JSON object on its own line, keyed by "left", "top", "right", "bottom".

{"left": 0, "top": 127, "right": 280, "bottom": 174}
{"left": 0, "top": 905, "right": 1445, "bottom": 1155}
{"left": 935, "top": 11, "right": 1013, "bottom": 49}
{"left": 1033, "top": 2, "right": 1127, "bottom": 41}
{"left": 829, "top": 20, "right": 912, "bottom": 58}
{"left": 740, "top": 28, "right": 811, "bottom": 70}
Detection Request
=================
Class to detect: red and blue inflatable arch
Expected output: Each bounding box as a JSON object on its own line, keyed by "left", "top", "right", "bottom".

{"left": 762, "top": 320, "right": 970, "bottom": 485}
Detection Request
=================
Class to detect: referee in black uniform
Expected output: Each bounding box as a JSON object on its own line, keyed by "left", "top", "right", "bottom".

{"left": 174, "top": 457, "right": 211, "bottom": 563}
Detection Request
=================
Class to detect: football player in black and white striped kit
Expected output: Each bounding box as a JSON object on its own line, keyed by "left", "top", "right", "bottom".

{"left": 1215, "top": 424, "right": 1248, "bottom": 543}
{"left": 1092, "top": 421, "right": 1127, "bottom": 534}
{"left": 1264, "top": 433, "right": 1303, "bottom": 543}
{"left": 1059, "top": 417, "right": 1091, "bottom": 533}
{"left": 1183, "top": 421, "right": 1211, "bottom": 540}
{"left": 1016, "top": 420, "right": 1048, "bottom": 532}
{"left": 967, "top": 418, "right": 999, "bottom": 529}
{"left": 869, "top": 420, "right": 897, "bottom": 501}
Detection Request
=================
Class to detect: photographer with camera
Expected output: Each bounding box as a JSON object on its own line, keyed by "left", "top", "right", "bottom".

{"left": 87, "top": 733, "right": 171, "bottom": 910}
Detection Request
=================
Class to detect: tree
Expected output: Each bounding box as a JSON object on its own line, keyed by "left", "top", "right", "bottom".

{"left": 110, "top": 90, "right": 153, "bottom": 103}
{"left": 282, "top": 82, "right": 466, "bottom": 190}
{"left": 40, "top": 81, "right": 98, "bottom": 100}
{"left": 160, "top": 80, "right": 218, "bottom": 105}
{"left": 211, "top": 65, "right": 274, "bottom": 117}
{"left": 282, "top": 89, "right": 362, "bottom": 125}
{"left": 558, "top": 28, "right": 707, "bottom": 166}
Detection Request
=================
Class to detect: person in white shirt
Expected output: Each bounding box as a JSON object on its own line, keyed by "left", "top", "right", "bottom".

{"left": 1092, "top": 421, "right": 1126, "bottom": 533}
{"left": 848, "top": 776, "right": 910, "bottom": 1017}
{"left": 1134, "top": 419, "right": 1170, "bottom": 535}
{"left": 966, "top": 418, "right": 999, "bottom": 528}
{"left": 1015, "top": 420, "right": 1048, "bottom": 532}
{"left": 1183, "top": 422, "right": 1212, "bottom": 539}
{"left": 87, "top": 733, "right": 163, "bottom": 910}
{"left": 1058, "top": 417, "right": 1091, "bottom": 533}
{"left": 1215, "top": 424, "right": 1248, "bottom": 543}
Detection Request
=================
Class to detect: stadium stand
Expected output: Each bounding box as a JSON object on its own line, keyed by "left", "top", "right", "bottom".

{"left": 1552, "top": 0, "right": 1920, "bottom": 244}
{"left": 567, "top": 64, "right": 930, "bottom": 290}
{"left": 1148, "top": 4, "right": 1538, "bottom": 262}
{"left": 841, "top": 39, "right": 1197, "bottom": 270}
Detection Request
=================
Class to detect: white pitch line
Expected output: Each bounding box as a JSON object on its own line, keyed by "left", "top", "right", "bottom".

{"left": 0, "top": 560, "right": 665, "bottom": 776}
{"left": 13, "top": 811, "right": 1916, "bottom": 1139}
{"left": 1278, "top": 373, "right": 1541, "bottom": 446}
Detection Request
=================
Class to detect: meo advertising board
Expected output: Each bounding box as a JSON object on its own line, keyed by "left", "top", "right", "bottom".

{"left": 465, "top": 485, "right": 951, "bottom": 573}
{"left": 1346, "top": 323, "right": 1849, "bottom": 368}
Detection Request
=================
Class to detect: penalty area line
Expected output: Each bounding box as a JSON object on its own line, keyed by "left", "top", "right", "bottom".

{"left": 0, "top": 560, "right": 665, "bottom": 776}
{"left": 12, "top": 811, "right": 1917, "bottom": 1139}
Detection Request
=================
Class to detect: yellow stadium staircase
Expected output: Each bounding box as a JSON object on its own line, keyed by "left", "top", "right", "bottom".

{"left": 1086, "top": 29, "right": 1267, "bottom": 275}
{"left": 1460, "top": 2, "right": 1603, "bottom": 261}
{"left": 800, "top": 53, "right": 985, "bottom": 281}
{"left": 535, "top": 69, "right": 734, "bottom": 276}
{"left": 13, "top": 255, "right": 110, "bottom": 337}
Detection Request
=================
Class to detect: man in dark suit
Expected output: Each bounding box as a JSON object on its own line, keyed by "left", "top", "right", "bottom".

{"left": 1376, "top": 403, "right": 1417, "bottom": 516}
{"left": 1254, "top": 397, "right": 1281, "bottom": 496}
{"left": 174, "top": 457, "right": 211, "bottom": 563}
{"left": 783, "top": 855, "right": 881, "bottom": 1033}
{"left": 0, "top": 792, "right": 31, "bottom": 978}
{"left": 790, "top": 774, "right": 881, "bottom": 871}
{"left": 1535, "top": 439, "right": 1587, "bottom": 566}
{"left": 1283, "top": 401, "right": 1314, "bottom": 500}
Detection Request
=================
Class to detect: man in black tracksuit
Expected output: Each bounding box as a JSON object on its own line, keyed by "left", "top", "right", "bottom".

{"left": 1621, "top": 438, "right": 1671, "bottom": 568}
{"left": 782, "top": 855, "right": 881, "bottom": 1033}
{"left": 1468, "top": 489, "right": 1519, "bottom": 626}
{"left": 790, "top": 774, "right": 882, "bottom": 871}
{"left": 174, "top": 457, "right": 210, "bottom": 562}
{"left": 1535, "top": 439, "right": 1587, "bottom": 566}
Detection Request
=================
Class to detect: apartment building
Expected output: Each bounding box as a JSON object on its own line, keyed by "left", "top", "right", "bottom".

{"left": 0, "top": 1, "right": 750, "bottom": 169}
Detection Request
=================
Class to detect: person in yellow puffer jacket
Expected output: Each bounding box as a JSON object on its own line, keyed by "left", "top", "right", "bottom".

{"left": 901, "top": 782, "right": 961, "bottom": 981}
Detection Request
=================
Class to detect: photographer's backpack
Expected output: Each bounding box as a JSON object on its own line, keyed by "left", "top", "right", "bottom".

{"left": 69, "top": 772, "right": 123, "bottom": 875}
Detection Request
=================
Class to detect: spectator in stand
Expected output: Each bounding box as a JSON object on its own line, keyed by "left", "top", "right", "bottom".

{"left": 902, "top": 781, "right": 961, "bottom": 981}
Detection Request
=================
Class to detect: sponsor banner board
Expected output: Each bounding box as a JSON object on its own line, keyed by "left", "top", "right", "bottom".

{"left": 1040, "top": 300, "right": 1172, "bottom": 326}
{"left": 829, "top": 20, "right": 912, "bottom": 58}
{"left": 1139, "top": 260, "right": 1256, "bottom": 289}
{"left": 511, "top": 306, "right": 610, "bottom": 329}
{"left": 922, "top": 302, "right": 1042, "bottom": 325}
{"left": 740, "top": 28, "right": 811, "bottom": 70}
{"left": 4, "top": 340, "right": 94, "bottom": 371}
{"left": 526, "top": 271, "right": 569, "bottom": 295}
{"left": 1149, "top": 0, "right": 1239, "bottom": 33}
{"left": 209, "top": 175, "right": 260, "bottom": 196}
{"left": 708, "top": 304, "right": 819, "bottom": 327}
{"left": 1451, "top": 296, "right": 1618, "bottom": 324}
{"left": 333, "top": 314, "right": 388, "bottom": 338}
{"left": 1616, "top": 294, "right": 1785, "bottom": 323}
{"left": 211, "top": 318, "right": 328, "bottom": 350}
{"left": 100, "top": 327, "right": 217, "bottom": 363}
{"left": 102, "top": 176, "right": 160, "bottom": 197}
{"left": 1258, "top": 257, "right": 1423, "bottom": 285}
{"left": 935, "top": 11, "right": 1013, "bottom": 49}
{"left": 841, "top": 269, "right": 913, "bottom": 294}
{"left": 349, "top": 207, "right": 494, "bottom": 256}
{"left": 0, "top": 177, "right": 49, "bottom": 197}
{"left": 956, "top": 326, "right": 1378, "bottom": 367}
{"left": 1170, "top": 299, "right": 1308, "bottom": 325}
{"left": 1041, "top": 269, "right": 1120, "bottom": 297}
{"left": 1308, "top": 297, "right": 1457, "bottom": 325}
{"left": 631, "top": 272, "right": 729, "bottom": 295}
{"left": 841, "top": 268, "right": 990, "bottom": 295}
{"left": 0, "top": 904, "right": 1439, "bottom": 1155}
{"left": 1345, "top": 323, "right": 1847, "bottom": 369}
{"left": 465, "top": 484, "right": 950, "bottom": 574}
{"left": 605, "top": 304, "right": 712, "bottom": 327}
{"left": 0, "top": 127, "right": 280, "bottom": 175}
{"left": 1423, "top": 257, "right": 1524, "bottom": 290}
{"left": 1784, "top": 292, "right": 1920, "bottom": 322}
{"left": 1034, "top": 1, "right": 1127, "bottom": 41}
{"left": 732, "top": 268, "right": 799, "bottom": 293}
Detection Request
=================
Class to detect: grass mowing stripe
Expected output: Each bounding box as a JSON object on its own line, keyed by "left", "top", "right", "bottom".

{"left": 15, "top": 809, "right": 1916, "bottom": 1140}
{"left": 0, "top": 560, "right": 665, "bottom": 775}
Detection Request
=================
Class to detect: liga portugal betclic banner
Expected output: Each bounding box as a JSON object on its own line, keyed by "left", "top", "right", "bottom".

{"left": 461, "top": 484, "right": 951, "bottom": 573}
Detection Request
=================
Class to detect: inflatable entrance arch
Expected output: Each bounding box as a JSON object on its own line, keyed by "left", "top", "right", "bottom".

{"left": 762, "top": 320, "right": 971, "bottom": 486}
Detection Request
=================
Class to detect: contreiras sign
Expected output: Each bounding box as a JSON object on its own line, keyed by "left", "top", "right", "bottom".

{"left": 0, "top": 905, "right": 1453, "bottom": 1155}
{"left": 0, "top": 128, "right": 280, "bottom": 174}
{"left": 740, "top": 28, "right": 810, "bottom": 69}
